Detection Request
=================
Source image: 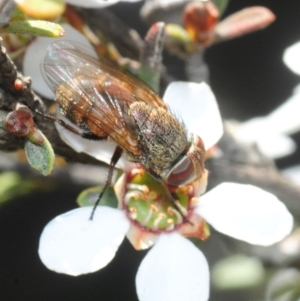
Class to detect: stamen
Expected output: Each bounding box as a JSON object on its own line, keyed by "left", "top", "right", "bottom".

{"left": 178, "top": 185, "right": 193, "bottom": 195}
{"left": 129, "top": 209, "right": 137, "bottom": 220}
{"left": 153, "top": 213, "right": 166, "bottom": 230}
{"left": 167, "top": 218, "right": 174, "bottom": 224}
{"left": 124, "top": 191, "right": 141, "bottom": 205}
{"left": 190, "top": 197, "right": 199, "bottom": 208}
{"left": 131, "top": 168, "right": 144, "bottom": 177}
{"left": 141, "top": 207, "right": 154, "bottom": 226}
{"left": 166, "top": 221, "right": 175, "bottom": 231}
{"left": 127, "top": 183, "right": 149, "bottom": 193}
{"left": 172, "top": 208, "right": 183, "bottom": 224}
{"left": 175, "top": 200, "right": 188, "bottom": 216}
{"left": 150, "top": 204, "right": 158, "bottom": 212}
{"left": 148, "top": 191, "right": 158, "bottom": 200}
{"left": 167, "top": 207, "right": 175, "bottom": 216}
{"left": 129, "top": 207, "right": 137, "bottom": 213}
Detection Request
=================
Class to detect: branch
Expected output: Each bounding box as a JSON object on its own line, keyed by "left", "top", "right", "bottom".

{"left": 0, "top": 37, "right": 101, "bottom": 165}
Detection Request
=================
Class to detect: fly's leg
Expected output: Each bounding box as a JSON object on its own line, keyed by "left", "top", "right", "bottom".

{"left": 162, "top": 182, "right": 193, "bottom": 225}
{"left": 36, "top": 109, "right": 124, "bottom": 219}
{"left": 90, "top": 145, "right": 123, "bottom": 220}
{"left": 35, "top": 110, "right": 103, "bottom": 140}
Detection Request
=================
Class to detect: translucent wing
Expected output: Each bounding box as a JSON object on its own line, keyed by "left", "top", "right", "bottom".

{"left": 42, "top": 41, "right": 167, "bottom": 156}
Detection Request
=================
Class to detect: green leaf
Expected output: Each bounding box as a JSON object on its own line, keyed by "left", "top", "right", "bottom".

{"left": 212, "top": 255, "right": 265, "bottom": 290}
{"left": 15, "top": 0, "right": 65, "bottom": 20}
{"left": 2, "top": 20, "right": 64, "bottom": 37}
{"left": 24, "top": 129, "right": 55, "bottom": 176}
{"left": 77, "top": 186, "right": 118, "bottom": 209}
{"left": 215, "top": 7, "right": 276, "bottom": 41}
{"left": 164, "top": 24, "right": 196, "bottom": 56}
{"left": 139, "top": 22, "right": 165, "bottom": 93}
{"left": 0, "top": 0, "right": 15, "bottom": 27}
{"left": 0, "top": 172, "right": 35, "bottom": 204}
{"left": 212, "top": 0, "right": 229, "bottom": 16}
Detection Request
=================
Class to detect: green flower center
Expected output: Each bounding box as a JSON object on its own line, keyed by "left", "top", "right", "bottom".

{"left": 121, "top": 168, "right": 196, "bottom": 233}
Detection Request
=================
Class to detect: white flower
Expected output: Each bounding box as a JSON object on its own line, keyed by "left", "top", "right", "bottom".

{"left": 282, "top": 164, "right": 300, "bottom": 185}
{"left": 228, "top": 41, "right": 300, "bottom": 160}
{"left": 230, "top": 83, "right": 300, "bottom": 159}
{"left": 283, "top": 40, "right": 300, "bottom": 76}
{"left": 36, "top": 77, "right": 292, "bottom": 301}
{"left": 39, "top": 180, "right": 293, "bottom": 301}
{"left": 65, "top": 0, "right": 141, "bottom": 9}
{"left": 29, "top": 25, "right": 293, "bottom": 301}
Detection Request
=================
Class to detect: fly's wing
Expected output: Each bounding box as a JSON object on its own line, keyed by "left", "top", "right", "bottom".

{"left": 42, "top": 40, "right": 167, "bottom": 156}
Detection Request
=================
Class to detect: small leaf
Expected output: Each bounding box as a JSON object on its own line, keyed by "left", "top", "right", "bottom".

{"left": 164, "top": 23, "right": 196, "bottom": 57}
{"left": 139, "top": 22, "right": 165, "bottom": 93}
{"left": 15, "top": 0, "right": 65, "bottom": 20}
{"left": 183, "top": 1, "right": 219, "bottom": 45}
{"left": 0, "top": 172, "right": 35, "bottom": 204}
{"left": 2, "top": 20, "right": 65, "bottom": 37}
{"left": 77, "top": 186, "right": 118, "bottom": 209}
{"left": 212, "top": 0, "right": 229, "bottom": 16}
{"left": 0, "top": 0, "right": 15, "bottom": 27}
{"left": 212, "top": 255, "right": 265, "bottom": 290}
{"left": 24, "top": 129, "right": 55, "bottom": 176}
{"left": 215, "top": 6, "right": 276, "bottom": 41}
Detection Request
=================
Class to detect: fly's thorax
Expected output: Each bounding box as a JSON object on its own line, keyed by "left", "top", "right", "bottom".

{"left": 162, "top": 135, "right": 205, "bottom": 186}
{"left": 129, "top": 101, "right": 189, "bottom": 171}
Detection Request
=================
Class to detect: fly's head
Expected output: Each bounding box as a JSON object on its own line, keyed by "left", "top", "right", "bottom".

{"left": 162, "top": 135, "right": 205, "bottom": 187}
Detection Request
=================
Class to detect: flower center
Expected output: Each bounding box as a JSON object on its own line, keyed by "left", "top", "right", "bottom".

{"left": 121, "top": 167, "right": 198, "bottom": 233}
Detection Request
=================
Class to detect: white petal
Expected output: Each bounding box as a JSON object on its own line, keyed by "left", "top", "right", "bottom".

{"left": 283, "top": 41, "right": 300, "bottom": 75}
{"left": 237, "top": 84, "right": 300, "bottom": 139}
{"left": 65, "top": 0, "right": 141, "bottom": 8}
{"left": 234, "top": 117, "right": 266, "bottom": 143}
{"left": 136, "top": 233, "right": 209, "bottom": 301}
{"left": 282, "top": 165, "right": 300, "bottom": 185}
{"left": 196, "top": 183, "right": 293, "bottom": 246}
{"left": 256, "top": 134, "right": 296, "bottom": 159}
{"left": 265, "top": 84, "right": 300, "bottom": 135}
{"left": 23, "top": 24, "right": 96, "bottom": 99}
{"left": 56, "top": 123, "right": 133, "bottom": 170}
{"left": 126, "top": 224, "right": 158, "bottom": 250}
{"left": 232, "top": 118, "right": 296, "bottom": 158}
{"left": 38, "top": 206, "right": 130, "bottom": 276}
{"left": 65, "top": 0, "right": 120, "bottom": 8}
{"left": 163, "top": 82, "right": 223, "bottom": 149}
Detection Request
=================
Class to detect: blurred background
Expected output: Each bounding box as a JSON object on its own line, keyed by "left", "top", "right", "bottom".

{"left": 1, "top": 0, "right": 300, "bottom": 300}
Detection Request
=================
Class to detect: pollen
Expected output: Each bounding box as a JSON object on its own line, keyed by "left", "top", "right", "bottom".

{"left": 158, "top": 213, "right": 166, "bottom": 219}
{"left": 148, "top": 191, "right": 158, "bottom": 200}
{"left": 132, "top": 194, "right": 138, "bottom": 200}
{"left": 129, "top": 207, "right": 137, "bottom": 213}
{"left": 129, "top": 207, "right": 138, "bottom": 219}
{"left": 153, "top": 214, "right": 165, "bottom": 230}
{"left": 178, "top": 185, "right": 193, "bottom": 195}
{"left": 167, "top": 207, "right": 175, "bottom": 216}
{"left": 167, "top": 218, "right": 174, "bottom": 224}
{"left": 191, "top": 197, "right": 198, "bottom": 204}
{"left": 124, "top": 191, "right": 141, "bottom": 204}
{"left": 131, "top": 168, "right": 145, "bottom": 177}
{"left": 127, "top": 183, "right": 149, "bottom": 194}
{"left": 150, "top": 204, "right": 158, "bottom": 212}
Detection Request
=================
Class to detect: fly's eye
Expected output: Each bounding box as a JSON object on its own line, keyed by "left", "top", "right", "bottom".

{"left": 195, "top": 135, "right": 205, "bottom": 152}
{"left": 166, "top": 135, "right": 205, "bottom": 186}
{"left": 167, "top": 156, "right": 195, "bottom": 186}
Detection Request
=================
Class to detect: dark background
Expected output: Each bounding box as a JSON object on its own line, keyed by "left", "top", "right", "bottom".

{"left": 1, "top": 1, "right": 300, "bottom": 300}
